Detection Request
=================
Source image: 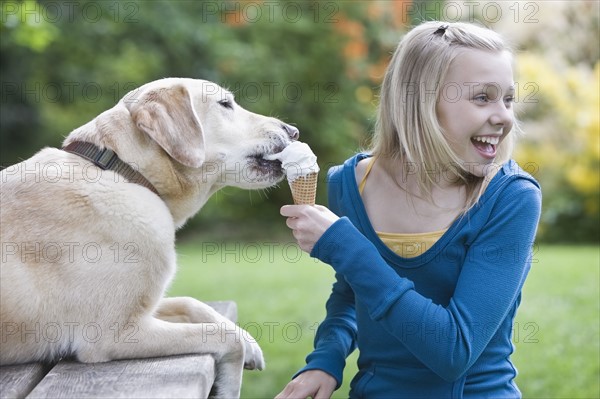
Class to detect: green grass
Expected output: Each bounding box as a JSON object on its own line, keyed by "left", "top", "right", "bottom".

{"left": 512, "top": 245, "right": 600, "bottom": 398}
{"left": 169, "top": 243, "right": 599, "bottom": 398}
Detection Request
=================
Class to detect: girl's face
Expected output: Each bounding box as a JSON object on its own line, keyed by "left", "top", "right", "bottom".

{"left": 436, "top": 49, "right": 515, "bottom": 178}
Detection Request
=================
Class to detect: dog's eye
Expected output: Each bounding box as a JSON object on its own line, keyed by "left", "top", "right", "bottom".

{"left": 218, "top": 99, "right": 234, "bottom": 110}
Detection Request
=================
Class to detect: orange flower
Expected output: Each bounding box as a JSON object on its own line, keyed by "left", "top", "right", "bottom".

{"left": 344, "top": 41, "right": 368, "bottom": 60}
{"left": 368, "top": 57, "right": 390, "bottom": 84}
{"left": 393, "top": 0, "right": 412, "bottom": 28}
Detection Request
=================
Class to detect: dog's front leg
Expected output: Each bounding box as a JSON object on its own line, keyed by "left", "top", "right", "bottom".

{"left": 155, "top": 297, "right": 265, "bottom": 371}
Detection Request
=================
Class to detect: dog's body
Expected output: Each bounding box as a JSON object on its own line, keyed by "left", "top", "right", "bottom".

{"left": 0, "top": 78, "right": 297, "bottom": 397}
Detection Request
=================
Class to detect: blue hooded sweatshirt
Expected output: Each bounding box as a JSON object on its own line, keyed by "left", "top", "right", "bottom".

{"left": 296, "top": 154, "right": 542, "bottom": 399}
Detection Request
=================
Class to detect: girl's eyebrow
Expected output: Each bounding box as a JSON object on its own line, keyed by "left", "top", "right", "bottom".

{"left": 477, "top": 82, "right": 516, "bottom": 92}
{"left": 463, "top": 81, "right": 514, "bottom": 88}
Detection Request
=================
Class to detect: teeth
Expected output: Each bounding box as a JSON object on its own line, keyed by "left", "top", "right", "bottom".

{"left": 472, "top": 136, "right": 499, "bottom": 145}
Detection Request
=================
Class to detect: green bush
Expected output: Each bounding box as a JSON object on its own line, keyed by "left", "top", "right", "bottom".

{"left": 1, "top": 0, "right": 597, "bottom": 243}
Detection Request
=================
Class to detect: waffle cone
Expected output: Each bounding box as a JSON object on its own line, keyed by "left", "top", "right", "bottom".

{"left": 289, "top": 172, "right": 318, "bottom": 205}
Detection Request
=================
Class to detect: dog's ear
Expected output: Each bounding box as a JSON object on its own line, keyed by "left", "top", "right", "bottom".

{"left": 126, "top": 84, "right": 205, "bottom": 168}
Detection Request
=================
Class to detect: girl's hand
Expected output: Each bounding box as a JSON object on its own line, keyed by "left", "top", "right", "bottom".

{"left": 275, "top": 369, "right": 337, "bottom": 399}
{"left": 280, "top": 205, "right": 339, "bottom": 253}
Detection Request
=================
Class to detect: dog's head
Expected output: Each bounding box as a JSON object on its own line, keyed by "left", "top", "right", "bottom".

{"left": 122, "top": 78, "right": 298, "bottom": 191}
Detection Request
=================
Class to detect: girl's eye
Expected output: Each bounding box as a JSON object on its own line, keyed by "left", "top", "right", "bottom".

{"left": 473, "top": 95, "right": 488, "bottom": 103}
{"left": 218, "top": 99, "right": 233, "bottom": 110}
{"left": 504, "top": 96, "right": 515, "bottom": 105}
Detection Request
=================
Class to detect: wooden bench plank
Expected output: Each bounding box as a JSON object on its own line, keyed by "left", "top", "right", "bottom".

{"left": 0, "top": 363, "right": 53, "bottom": 399}
{"left": 26, "top": 355, "right": 215, "bottom": 399}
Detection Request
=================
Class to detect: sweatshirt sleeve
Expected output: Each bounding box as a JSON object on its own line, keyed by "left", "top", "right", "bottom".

{"left": 310, "top": 178, "right": 541, "bottom": 382}
{"left": 293, "top": 273, "right": 358, "bottom": 387}
{"left": 291, "top": 163, "right": 358, "bottom": 387}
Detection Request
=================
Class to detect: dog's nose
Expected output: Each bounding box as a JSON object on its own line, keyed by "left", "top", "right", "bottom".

{"left": 282, "top": 123, "right": 300, "bottom": 140}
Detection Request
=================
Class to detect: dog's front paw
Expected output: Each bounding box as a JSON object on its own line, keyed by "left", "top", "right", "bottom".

{"left": 243, "top": 337, "right": 265, "bottom": 371}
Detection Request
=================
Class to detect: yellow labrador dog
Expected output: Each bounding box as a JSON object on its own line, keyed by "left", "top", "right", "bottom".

{"left": 0, "top": 78, "right": 298, "bottom": 397}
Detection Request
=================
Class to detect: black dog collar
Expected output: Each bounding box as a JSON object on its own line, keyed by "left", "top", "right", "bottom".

{"left": 63, "top": 141, "right": 159, "bottom": 196}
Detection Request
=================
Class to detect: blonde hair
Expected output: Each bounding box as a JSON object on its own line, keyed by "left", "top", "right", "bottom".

{"left": 371, "top": 21, "right": 517, "bottom": 211}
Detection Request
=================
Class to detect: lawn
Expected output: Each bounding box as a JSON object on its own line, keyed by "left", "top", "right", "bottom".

{"left": 169, "top": 242, "right": 599, "bottom": 398}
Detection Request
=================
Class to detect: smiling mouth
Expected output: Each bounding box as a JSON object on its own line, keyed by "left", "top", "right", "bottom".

{"left": 471, "top": 136, "right": 499, "bottom": 158}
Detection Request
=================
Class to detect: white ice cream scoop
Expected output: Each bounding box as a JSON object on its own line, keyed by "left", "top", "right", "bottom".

{"left": 264, "top": 141, "right": 319, "bottom": 181}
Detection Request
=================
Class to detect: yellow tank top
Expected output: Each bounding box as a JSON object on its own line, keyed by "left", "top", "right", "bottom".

{"left": 359, "top": 157, "right": 446, "bottom": 258}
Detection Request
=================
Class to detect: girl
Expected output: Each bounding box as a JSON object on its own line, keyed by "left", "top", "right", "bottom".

{"left": 276, "top": 21, "right": 541, "bottom": 399}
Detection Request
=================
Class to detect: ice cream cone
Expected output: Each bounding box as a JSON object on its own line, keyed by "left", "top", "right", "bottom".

{"left": 289, "top": 172, "right": 318, "bottom": 205}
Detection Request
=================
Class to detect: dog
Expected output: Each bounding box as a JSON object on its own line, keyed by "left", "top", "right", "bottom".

{"left": 0, "top": 78, "right": 299, "bottom": 397}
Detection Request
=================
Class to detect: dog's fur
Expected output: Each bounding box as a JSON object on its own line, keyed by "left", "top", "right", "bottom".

{"left": 0, "top": 78, "right": 298, "bottom": 397}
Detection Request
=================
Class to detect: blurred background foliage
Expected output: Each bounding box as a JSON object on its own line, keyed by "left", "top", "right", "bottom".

{"left": 1, "top": 0, "right": 598, "bottom": 243}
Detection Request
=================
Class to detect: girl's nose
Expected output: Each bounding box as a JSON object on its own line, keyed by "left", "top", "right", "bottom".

{"left": 490, "top": 100, "right": 514, "bottom": 128}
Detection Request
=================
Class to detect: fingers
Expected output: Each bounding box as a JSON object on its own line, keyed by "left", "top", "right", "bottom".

{"left": 280, "top": 204, "right": 333, "bottom": 219}
{"left": 280, "top": 204, "right": 308, "bottom": 218}
{"left": 275, "top": 370, "right": 336, "bottom": 399}
{"left": 274, "top": 383, "right": 314, "bottom": 399}
{"left": 274, "top": 382, "right": 327, "bottom": 399}
{"left": 314, "top": 386, "right": 336, "bottom": 399}
{"left": 281, "top": 205, "right": 313, "bottom": 238}
{"left": 279, "top": 205, "right": 339, "bottom": 254}
{"left": 285, "top": 215, "right": 298, "bottom": 230}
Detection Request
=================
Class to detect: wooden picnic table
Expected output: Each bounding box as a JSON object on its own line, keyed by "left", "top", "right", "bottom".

{"left": 0, "top": 301, "right": 236, "bottom": 399}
